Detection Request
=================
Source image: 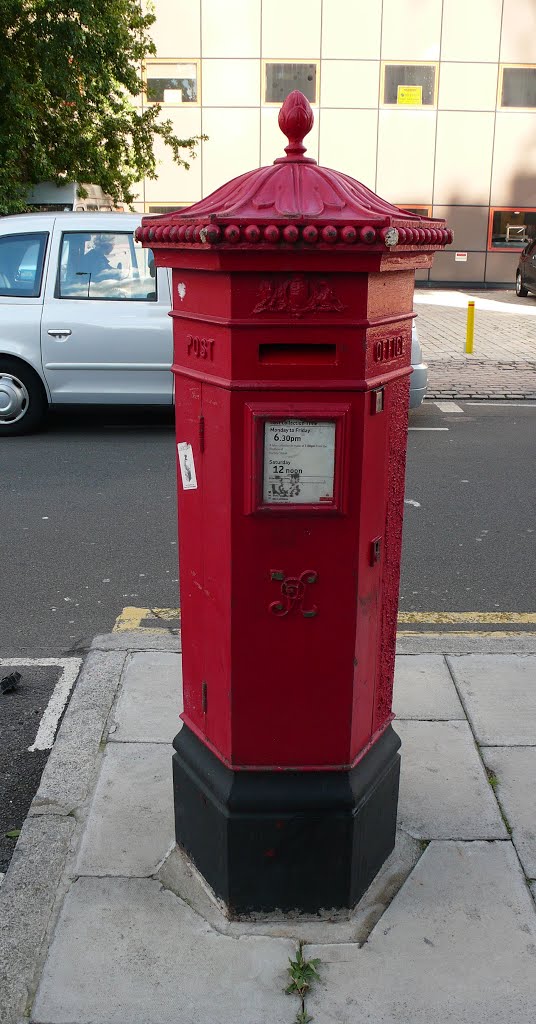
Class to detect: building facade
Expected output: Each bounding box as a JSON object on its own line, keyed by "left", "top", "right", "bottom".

{"left": 134, "top": 0, "right": 536, "bottom": 285}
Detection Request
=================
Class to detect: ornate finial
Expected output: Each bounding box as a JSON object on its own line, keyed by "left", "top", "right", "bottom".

{"left": 278, "top": 90, "right": 314, "bottom": 160}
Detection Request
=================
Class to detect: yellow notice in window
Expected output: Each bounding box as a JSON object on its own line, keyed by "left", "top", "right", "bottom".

{"left": 397, "top": 85, "right": 423, "bottom": 105}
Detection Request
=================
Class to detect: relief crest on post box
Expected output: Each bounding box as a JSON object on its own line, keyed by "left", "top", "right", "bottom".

{"left": 253, "top": 274, "right": 346, "bottom": 318}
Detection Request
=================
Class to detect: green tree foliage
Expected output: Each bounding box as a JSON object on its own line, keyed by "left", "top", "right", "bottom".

{"left": 0, "top": 0, "right": 203, "bottom": 213}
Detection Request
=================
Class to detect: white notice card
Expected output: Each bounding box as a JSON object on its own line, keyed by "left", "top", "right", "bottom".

{"left": 263, "top": 419, "right": 336, "bottom": 504}
{"left": 177, "top": 442, "right": 198, "bottom": 490}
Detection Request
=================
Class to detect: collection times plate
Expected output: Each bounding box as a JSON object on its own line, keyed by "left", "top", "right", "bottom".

{"left": 263, "top": 419, "right": 336, "bottom": 504}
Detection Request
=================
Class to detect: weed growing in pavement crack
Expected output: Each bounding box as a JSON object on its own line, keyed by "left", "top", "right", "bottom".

{"left": 485, "top": 768, "right": 513, "bottom": 833}
{"left": 285, "top": 942, "right": 321, "bottom": 1023}
{"left": 485, "top": 768, "right": 499, "bottom": 791}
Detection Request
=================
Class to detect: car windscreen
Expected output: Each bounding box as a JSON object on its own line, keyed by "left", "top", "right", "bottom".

{"left": 0, "top": 232, "right": 49, "bottom": 297}
{"left": 57, "top": 231, "right": 157, "bottom": 301}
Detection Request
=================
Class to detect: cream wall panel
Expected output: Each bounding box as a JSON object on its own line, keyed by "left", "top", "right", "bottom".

{"left": 438, "top": 62, "right": 498, "bottom": 111}
{"left": 319, "top": 109, "right": 378, "bottom": 190}
{"left": 262, "top": 0, "right": 321, "bottom": 58}
{"left": 485, "top": 251, "right": 520, "bottom": 283}
{"left": 128, "top": 181, "right": 144, "bottom": 204}
{"left": 377, "top": 110, "right": 436, "bottom": 203}
{"left": 261, "top": 106, "right": 319, "bottom": 165}
{"left": 201, "top": 0, "right": 260, "bottom": 58}
{"left": 441, "top": 0, "right": 502, "bottom": 62}
{"left": 432, "top": 205, "right": 489, "bottom": 250}
{"left": 500, "top": 0, "right": 536, "bottom": 63}
{"left": 145, "top": 109, "right": 202, "bottom": 202}
{"left": 202, "top": 60, "right": 260, "bottom": 106}
{"left": 202, "top": 108, "right": 260, "bottom": 196}
{"left": 429, "top": 250, "right": 486, "bottom": 281}
{"left": 321, "top": 0, "right": 381, "bottom": 59}
{"left": 491, "top": 113, "right": 536, "bottom": 206}
{"left": 434, "top": 112, "right": 494, "bottom": 204}
{"left": 149, "top": 0, "right": 200, "bottom": 57}
{"left": 381, "top": 0, "right": 442, "bottom": 61}
{"left": 321, "top": 60, "right": 379, "bottom": 109}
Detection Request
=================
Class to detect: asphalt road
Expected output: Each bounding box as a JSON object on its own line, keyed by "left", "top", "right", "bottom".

{"left": 1, "top": 399, "right": 535, "bottom": 871}
{"left": 401, "top": 399, "right": 536, "bottom": 613}
{"left": 1, "top": 406, "right": 178, "bottom": 657}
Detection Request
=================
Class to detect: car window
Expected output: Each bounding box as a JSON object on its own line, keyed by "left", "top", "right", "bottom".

{"left": 57, "top": 232, "right": 157, "bottom": 301}
{"left": 0, "top": 232, "right": 48, "bottom": 297}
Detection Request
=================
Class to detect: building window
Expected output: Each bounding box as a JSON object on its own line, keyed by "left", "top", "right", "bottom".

{"left": 499, "top": 66, "right": 536, "bottom": 109}
{"left": 397, "top": 205, "right": 432, "bottom": 218}
{"left": 488, "top": 208, "right": 536, "bottom": 250}
{"left": 264, "top": 62, "right": 318, "bottom": 104}
{"left": 382, "top": 63, "right": 438, "bottom": 107}
{"left": 145, "top": 61, "right": 199, "bottom": 104}
{"left": 145, "top": 204, "right": 192, "bottom": 214}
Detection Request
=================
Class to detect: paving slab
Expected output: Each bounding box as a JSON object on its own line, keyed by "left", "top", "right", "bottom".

{"left": 393, "top": 654, "right": 464, "bottom": 720}
{"left": 307, "top": 841, "right": 536, "bottom": 1024}
{"left": 109, "top": 651, "right": 182, "bottom": 743}
{"left": 396, "top": 720, "right": 506, "bottom": 840}
{"left": 31, "top": 877, "right": 294, "bottom": 1024}
{"left": 481, "top": 746, "right": 536, "bottom": 878}
{"left": 447, "top": 654, "right": 536, "bottom": 745}
{"left": 76, "top": 743, "right": 174, "bottom": 877}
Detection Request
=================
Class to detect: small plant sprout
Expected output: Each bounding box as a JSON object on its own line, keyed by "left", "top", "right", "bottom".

{"left": 285, "top": 942, "right": 321, "bottom": 1023}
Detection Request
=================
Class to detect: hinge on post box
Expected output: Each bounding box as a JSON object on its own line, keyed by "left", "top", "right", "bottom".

{"left": 199, "top": 414, "right": 205, "bottom": 453}
{"left": 370, "top": 537, "right": 382, "bottom": 566}
{"left": 371, "top": 388, "right": 384, "bottom": 414}
{"left": 201, "top": 681, "right": 207, "bottom": 713}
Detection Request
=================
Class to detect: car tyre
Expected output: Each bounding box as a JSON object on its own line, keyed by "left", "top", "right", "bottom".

{"left": 515, "top": 272, "right": 529, "bottom": 297}
{"left": 0, "top": 357, "right": 48, "bottom": 436}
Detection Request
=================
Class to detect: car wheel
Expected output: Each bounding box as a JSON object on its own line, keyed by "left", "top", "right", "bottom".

{"left": 516, "top": 272, "right": 529, "bottom": 297}
{"left": 0, "top": 358, "right": 48, "bottom": 436}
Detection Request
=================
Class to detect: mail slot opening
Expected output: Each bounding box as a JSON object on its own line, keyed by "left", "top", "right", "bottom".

{"left": 259, "top": 343, "right": 336, "bottom": 365}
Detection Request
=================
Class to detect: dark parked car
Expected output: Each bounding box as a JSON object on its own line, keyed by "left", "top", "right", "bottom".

{"left": 516, "top": 240, "right": 536, "bottom": 296}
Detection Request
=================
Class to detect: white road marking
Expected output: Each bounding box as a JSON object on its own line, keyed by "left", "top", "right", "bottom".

{"left": 408, "top": 427, "right": 449, "bottom": 431}
{"left": 404, "top": 499, "right": 421, "bottom": 507}
{"left": 0, "top": 658, "right": 82, "bottom": 751}
{"left": 435, "top": 401, "right": 463, "bottom": 413}
{"left": 465, "top": 402, "right": 536, "bottom": 408}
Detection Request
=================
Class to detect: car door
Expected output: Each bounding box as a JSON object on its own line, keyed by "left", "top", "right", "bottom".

{"left": 40, "top": 219, "right": 173, "bottom": 405}
{"left": 524, "top": 241, "right": 536, "bottom": 289}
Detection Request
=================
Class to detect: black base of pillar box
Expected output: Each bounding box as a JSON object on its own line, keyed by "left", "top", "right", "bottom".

{"left": 172, "top": 724, "right": 401, "bottom": 916}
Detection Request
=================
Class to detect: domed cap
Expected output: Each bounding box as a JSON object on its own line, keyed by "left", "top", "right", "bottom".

{"left": 137, "top": 91, "right": 452, "bottom": 251}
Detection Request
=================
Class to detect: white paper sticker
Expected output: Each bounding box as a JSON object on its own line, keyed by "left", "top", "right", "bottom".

{"left": 177, "top": 442, "right": 197, "bottom": 490}
{"left": 263, "top": 419, "right": 336, "bottom": 505}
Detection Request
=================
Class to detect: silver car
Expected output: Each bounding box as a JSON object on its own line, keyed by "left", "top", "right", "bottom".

{"left": 410, "top": 323, "right": 428, "bottom": 409}
{"left": 0, "top": 213, "right": 172, "bottom": 436}
{"left": 0, "top": 212, "right": 427, "bottom": 435}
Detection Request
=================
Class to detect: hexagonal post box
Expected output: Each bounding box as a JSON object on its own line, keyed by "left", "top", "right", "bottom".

{"left": 138, "top": 92, "right": 452, "bottom": 916}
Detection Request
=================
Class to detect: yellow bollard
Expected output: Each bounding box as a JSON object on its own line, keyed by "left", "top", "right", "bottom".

{"left": 466, "top": 300, "right": 475, "bottom": 354}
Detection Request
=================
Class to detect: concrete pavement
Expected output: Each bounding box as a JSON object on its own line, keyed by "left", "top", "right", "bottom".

{"left": 1, "top": 630, "right": 535, "bottom": 1024}
{"left": 414, "top": 288, "right": 536, "bottom": 399}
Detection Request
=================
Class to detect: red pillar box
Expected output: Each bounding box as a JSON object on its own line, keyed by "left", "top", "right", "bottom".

{"left": 138, "top": 92, "right": 452, "bottom": 915}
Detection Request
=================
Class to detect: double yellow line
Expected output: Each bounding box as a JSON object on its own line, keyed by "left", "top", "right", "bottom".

{"left": 113, "top": 607, "right": 536, "bottom": 636}
{"left": 398, "top": 611, "right": 536, "bottom": 636}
